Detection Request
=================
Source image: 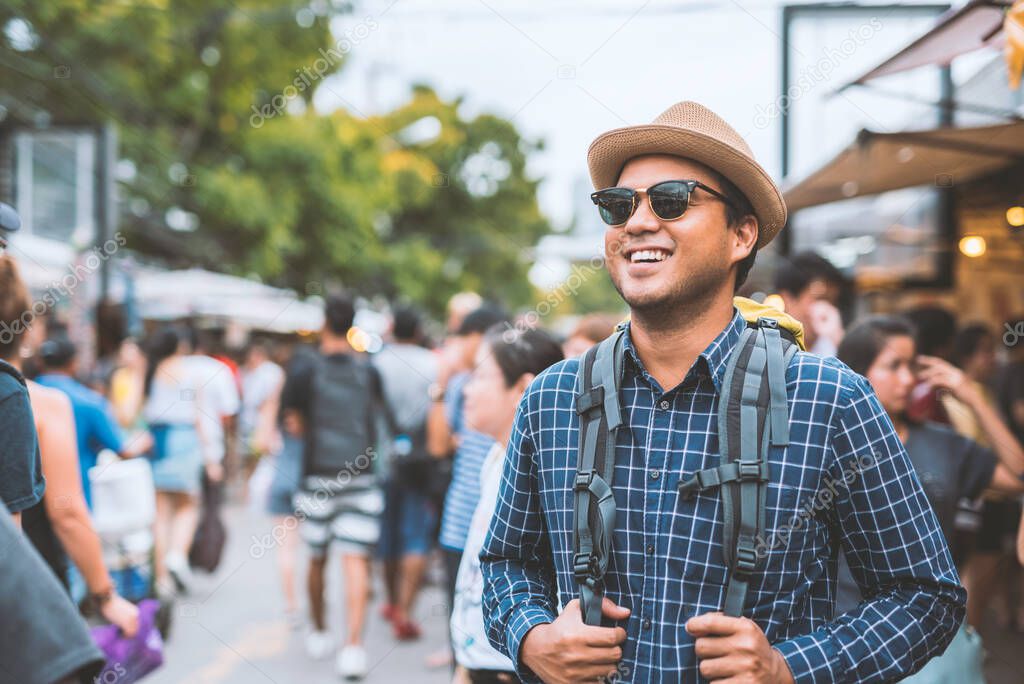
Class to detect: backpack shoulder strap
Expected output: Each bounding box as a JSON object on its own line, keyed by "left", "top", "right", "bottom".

{"left": 572, "top": 328, "right": 626, "bottom": 626}
{"left": 678, "top": 317, "right": 795, "bottom": 617}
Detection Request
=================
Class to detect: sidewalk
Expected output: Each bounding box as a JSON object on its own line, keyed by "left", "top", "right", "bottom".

{"left": 149, "top": 501, "right": 452, "bottom": 684}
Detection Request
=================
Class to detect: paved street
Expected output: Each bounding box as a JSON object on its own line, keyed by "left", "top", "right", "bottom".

{"left": 149, "top": 500, "right": 452, "bottom": 684}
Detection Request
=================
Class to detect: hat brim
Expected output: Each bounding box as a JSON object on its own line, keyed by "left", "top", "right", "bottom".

{"left": 587, "top": 124, "right": 787, "bottom": 248}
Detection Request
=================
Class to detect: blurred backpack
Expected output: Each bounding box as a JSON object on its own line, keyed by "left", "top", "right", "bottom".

{"left": 304, "top": 353, "right": 393, "bottom": 486}
{"left": 571, "top": 297, "right": 804, "bottom": 625}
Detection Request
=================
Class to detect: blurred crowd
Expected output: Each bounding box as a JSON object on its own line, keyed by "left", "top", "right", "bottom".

{"left": 2, "top": 242, "right": 1024, "bottom": 682}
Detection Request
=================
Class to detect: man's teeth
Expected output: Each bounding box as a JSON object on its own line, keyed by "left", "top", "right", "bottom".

{"left": 630, "top": 249, "right": 669, "bottom": 263}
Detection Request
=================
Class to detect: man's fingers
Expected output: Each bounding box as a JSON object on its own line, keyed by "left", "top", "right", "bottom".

{"left": 697, "top": 655, "right": 745, "bottom": 680}
{"left": 583, "top": 624, "right": 627, "bottom": 647}
{"left": 685, "top": 612, "right": 744, "bottom": 637}
{"left": 601, "top": 597, "right": 631, "bottom": 620}
{"left": 693, "top": 635, "right": 733, "bottom": 659}
{"left": 569, "top": 645, "right": 623, "bottom": 666}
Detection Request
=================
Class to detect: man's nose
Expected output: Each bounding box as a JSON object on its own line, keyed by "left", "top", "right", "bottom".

{"left": 623, "top": 194, "right": 660, "bottom": 235}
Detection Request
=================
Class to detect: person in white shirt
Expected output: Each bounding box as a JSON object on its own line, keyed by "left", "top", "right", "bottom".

{"left": 451, "top": 326, "right": 563, "bottom": 683}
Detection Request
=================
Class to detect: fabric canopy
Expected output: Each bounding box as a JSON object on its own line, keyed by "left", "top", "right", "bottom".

{"left": 783, "top": 121, "right": 1024, "bottom": 211}
{"left": 843, "top": 0, "right": 1010, "bottom": 88}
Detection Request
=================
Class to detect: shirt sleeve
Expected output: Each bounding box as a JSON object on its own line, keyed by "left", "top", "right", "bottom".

{"left": 773, "top": 374, "right": 966, "bottom": 684}
{"left": 955, "top": 435, "right": 998, "bottom": 502}
{"left": 91, "top": 402, "right": 125, "bottom": 455}
{"left": 479, "top": 394, "right": 558, "bottom": 683}
{"left": 0, "top": 386, "right": 46, "bottom": 513}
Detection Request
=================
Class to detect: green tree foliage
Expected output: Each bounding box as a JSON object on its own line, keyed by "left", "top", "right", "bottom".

{"left": 0, "top": 1, "right": 550, "bottom": 315}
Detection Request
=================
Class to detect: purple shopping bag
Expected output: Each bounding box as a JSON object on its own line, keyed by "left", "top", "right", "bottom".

{"left": 90, "top": 599, "right": 165, "bottom": 682}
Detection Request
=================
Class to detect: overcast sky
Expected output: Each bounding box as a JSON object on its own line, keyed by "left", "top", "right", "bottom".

{"left": 310, "top": 0, "right": 978, "bottom": 284}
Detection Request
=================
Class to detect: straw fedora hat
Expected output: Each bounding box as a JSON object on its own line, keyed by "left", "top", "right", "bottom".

{"left": 587, "top": 101, "right": 787, "bottom": 247}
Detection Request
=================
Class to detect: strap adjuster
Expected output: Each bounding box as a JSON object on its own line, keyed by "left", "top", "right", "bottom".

{"left": 734, "top": 545, "right": 758, "bottom": 575}
{"left": 576, "top": 387, "right": 604, "bottom": 415}
{"left": 757, "top": 316, "right": 779, "bottom": 329}
{"left": 573, "top": 552, "right": 597, "bottom": 581}
{"left": 574, "top": 470, "right": 595, "bottom": 492}
{"left": 737, "top": 460, "right": 768, "bottom": 481}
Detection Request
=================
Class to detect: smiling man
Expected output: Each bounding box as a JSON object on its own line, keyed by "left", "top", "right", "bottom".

{"left": 479, "top": 102, "right": 965, "bottom": 683}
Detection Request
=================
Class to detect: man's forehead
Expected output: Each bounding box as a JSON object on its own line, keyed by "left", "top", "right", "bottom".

{"left": 616, "top": 154, "right": 716, "bottom": 186}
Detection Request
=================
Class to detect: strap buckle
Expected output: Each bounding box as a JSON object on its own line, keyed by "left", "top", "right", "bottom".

{"left": 737, "top": 460, "right": 768, "bottom": 482}
{"left": 757, "top": 316, "right": 779, "bottom": 329}
{"left": 734, "top": 545, "right": 758, "bottom": 575}
{"left": 573, "top": 552, "right": 598, "bottom": 581}
{"left": 574, "top": 470, "right": 595, "bottom": 492}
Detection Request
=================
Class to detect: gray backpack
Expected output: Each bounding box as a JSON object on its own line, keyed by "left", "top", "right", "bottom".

{"left": 305, "top": 353, "right": 391, "bottom": 482}
{"left": 572, "top": 317, "right": 797, "bottom": 625}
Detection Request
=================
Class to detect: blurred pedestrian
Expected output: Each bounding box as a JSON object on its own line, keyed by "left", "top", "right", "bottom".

{"left": 109, "top": 337, "right": 147, "bottom": 429}
{"left": 0, "top": 255, "right": 140, "bottom": 637}
{"left": 185, "top": 327, "right": 240, "bottom": 482}
{"left": 0, "top": 253, "right": 45, "bottom": 528}
{"left": 447, "top": 291, "right": 484, "bottom": 335}
{"left": 426, "top": 304, "right": 507, "bottom": 668}
{"left": 562, "top": 313, "right": 622, "bottom": 359}
{"left": 282, "top": 294, "right": 391, "bottom": 679}
{"left": 35, "top": 335, "right": 151, "bottom": 508}
{"left": 0, "top": 500, "right": 106, "bottom": 684}
{"left": 944, "top": 324, "right": 1024, "bottom": 629}
{"left": 374, "top": 305, "right": 438, "bottom": 641}
{"left": 835, "top": 316, "right": 1024, "bottom": 679}
{"left": 903, "top": 305, "right": 957, "bottom": 424}
{"left": 239, "top": 340, "right": 284, "bottom": 474}
{"left": 143, "top": 326, "right": 215, "bottom": 596}
{"left": 451, "top": 325, "right": 563, "bottom": 683}
{"left": 774, "top": 251, "right": 847, "bottom": 356}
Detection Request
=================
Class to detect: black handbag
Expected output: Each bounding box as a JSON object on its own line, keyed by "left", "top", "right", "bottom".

{"left": 189, "top": 472, "right": 227, "bottom": 573}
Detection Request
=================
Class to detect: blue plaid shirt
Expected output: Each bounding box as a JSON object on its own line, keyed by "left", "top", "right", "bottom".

{"left": 480, "top": 310, "right": 965, "bottom": 683}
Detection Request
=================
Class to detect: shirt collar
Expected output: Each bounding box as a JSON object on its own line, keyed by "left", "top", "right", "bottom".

{"left": 621, "top": 307, "right": 747, "bottom": 394}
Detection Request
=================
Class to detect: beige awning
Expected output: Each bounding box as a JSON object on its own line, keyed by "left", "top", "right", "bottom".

{"left": 783, "top": 121, "right": 1024, "bottom": 211}
{"left": 843, "top": 0, "right": 1010, "bottom": 88}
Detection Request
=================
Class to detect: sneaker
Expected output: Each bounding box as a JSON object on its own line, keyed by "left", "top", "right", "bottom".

{"left": 336, "top": 644, "right": 368, "bottom": 680}
{"left": 165, "top": 552, "right": 193, "bottom": 594}
{"left": 305, "top": 630, "right": 334, "bottom": 660}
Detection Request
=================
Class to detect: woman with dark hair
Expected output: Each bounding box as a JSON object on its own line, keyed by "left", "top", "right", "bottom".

{"left": 836, "top": 316, "right": 1024, "bottom": 681}
{"left": 143, "top": 325, "right": 211, "bottom": 595}
{"left": 450, "top": 326, "right": 564, "bottom": 683}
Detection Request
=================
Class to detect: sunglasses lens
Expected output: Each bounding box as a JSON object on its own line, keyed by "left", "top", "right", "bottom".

{"left": 648, "top": 181, "right": 690, "bottom": 220}
{"left": 593, "top": 189, "right": 634, "bottom": 225}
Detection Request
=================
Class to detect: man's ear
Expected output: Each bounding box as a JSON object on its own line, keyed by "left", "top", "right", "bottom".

{"left": 732, "top": 214, "right": 758, "bottom": 262}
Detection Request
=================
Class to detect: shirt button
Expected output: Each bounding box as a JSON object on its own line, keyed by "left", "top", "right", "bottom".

{"left": 658, "top": 400, "right": 670, "bottom": 410}
{"left": 649, "top": 470, "right": 660, "bottom": 481}
{"left": 646, "top": 543, "right": 655, "bottom": 554}
{"left": 642, "top": 617, "right": 652, "bottom": 630}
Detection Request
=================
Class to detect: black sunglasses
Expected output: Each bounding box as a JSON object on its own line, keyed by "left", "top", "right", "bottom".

{"left": 590, "top": 179, "right": 735, "bottom": 226}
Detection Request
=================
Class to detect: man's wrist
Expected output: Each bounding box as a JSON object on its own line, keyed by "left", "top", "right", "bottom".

{"left": 771, "top": 646, "right": 796, "bottom": 684}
